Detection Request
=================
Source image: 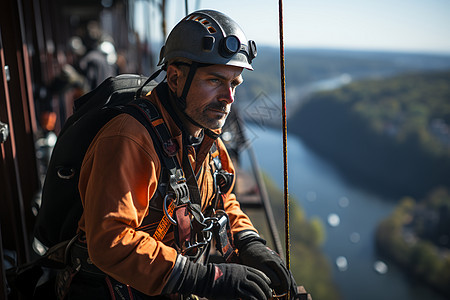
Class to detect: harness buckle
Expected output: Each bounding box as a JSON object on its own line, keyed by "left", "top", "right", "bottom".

{"left": 211, "top": 210, "right": 235, "bottom": 261}
{"left": 213, "top": 169, "right": 234, "bottom": 195}
{"left": 169, "top": 169, "right": 189, "bottom": 203}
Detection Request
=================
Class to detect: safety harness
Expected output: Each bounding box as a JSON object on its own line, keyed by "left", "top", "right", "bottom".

{"left": 123, "top": 69, "right": 235, "bottom": 261}
{"left": 51, "top": 96, "right": 237, "bottom": 299}
{"left": 127, "top": 98, "right": 235, "bottom": 262}
{"left": 9, "top": 89, "right": 236, "bottom": 300}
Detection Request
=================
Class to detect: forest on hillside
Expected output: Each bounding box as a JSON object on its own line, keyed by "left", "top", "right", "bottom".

{"left": 238, "top": 47, "right": 450, "bottom": 103}
{"left": 376, "top": 187, "right": 450, "bottom": 297}
{"left": 236, "top": 49, "right": 450, "bottom": 299}
{"left": 286, "top": 67, "right": 450, "bottom": 298}
{"left": 289, "top": 70, "right": 450, "bottom": 198}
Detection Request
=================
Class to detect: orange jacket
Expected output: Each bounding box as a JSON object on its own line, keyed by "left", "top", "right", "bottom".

{"left": 77, "top": 83, "right": 257, "bottom": 296}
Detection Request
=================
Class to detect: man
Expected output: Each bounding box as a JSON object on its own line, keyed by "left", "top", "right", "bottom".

{"left": 70, "top": 10, "right": 297, "bottom": 299}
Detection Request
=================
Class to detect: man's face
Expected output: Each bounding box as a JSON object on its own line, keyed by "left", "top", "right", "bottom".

{"left": 183, "top": 64, "right": 244, "bottom": 131}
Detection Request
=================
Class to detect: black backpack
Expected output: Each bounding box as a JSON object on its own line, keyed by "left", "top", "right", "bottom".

{"left": 13, "top": 74, "right": 236, "bottom": 299}
{"left": 35, "top": 74, "right": 159, "bottom": 248}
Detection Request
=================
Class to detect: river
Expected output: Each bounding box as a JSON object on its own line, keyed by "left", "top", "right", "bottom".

{"left": 239, "top": 123, "right": 447, "bottom": 300}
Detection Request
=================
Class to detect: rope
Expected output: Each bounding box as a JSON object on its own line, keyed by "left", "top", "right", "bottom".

{"left": 278, "top": 0, "right": 290, "bottom": 272}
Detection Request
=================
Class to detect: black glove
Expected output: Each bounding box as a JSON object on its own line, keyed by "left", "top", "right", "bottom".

{"left": 166, "top": 259, "right": 272, "bottom": 300}
{"left": 236, "top": 232, "right": 296, "bottom": 296}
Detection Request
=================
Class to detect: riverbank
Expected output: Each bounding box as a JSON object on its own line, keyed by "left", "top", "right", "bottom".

{"left": 243, "top": 123, "right": 448, "bottom": 300}
{"left": 376, "top": 188, "right": 450, "bottom": 298}
{"left": 288, "top": 70, "right": 450, "bottom": 199}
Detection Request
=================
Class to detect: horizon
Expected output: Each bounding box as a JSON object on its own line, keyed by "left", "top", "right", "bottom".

{"left": 253, "top": 44, "right": 450, "bottom": 57}
{"left": 161, "top": 0, "right": 450, "bottom": 56}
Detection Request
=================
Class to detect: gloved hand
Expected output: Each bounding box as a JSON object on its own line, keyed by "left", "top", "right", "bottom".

{"left": 236, "top": 231, "right": 297, "bottom": 297}
{"left": 164, "top": 257, "right": 272, "bottom": 300}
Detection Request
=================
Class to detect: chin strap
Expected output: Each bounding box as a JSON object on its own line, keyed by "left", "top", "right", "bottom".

{"left": 166, "top": 61, "right": 220, "bottom": 139}
{"left": 170, "top": 89, "right": 220, "bottom": 140}
{"left": 169, "top": 61, "right": 215, "bottom": 134}
{"left": 168, "top": 88, "right": 206, "bottom": 131}
{"left": 179, "top": 61, "right": 200, "bottom": 109}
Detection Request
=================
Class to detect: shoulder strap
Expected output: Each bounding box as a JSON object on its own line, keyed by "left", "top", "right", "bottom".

{"left": 209, "top": 140, "right": 235, "bottom": 211}
{"left": 123, "top": 99, "right": 180, "bottom": 173}
{"left": 125, "top": 98, "right": 204, "bottom": 207}
{"left": 120, "top": 99, "right": 189, "bottom": 241}
{"left": 121, "top": 99, "right": 217, "bottom": 251}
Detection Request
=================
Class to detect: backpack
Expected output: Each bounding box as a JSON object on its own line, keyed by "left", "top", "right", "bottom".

{"left": 35, "top": 74, "right": 159, "bottom": 248}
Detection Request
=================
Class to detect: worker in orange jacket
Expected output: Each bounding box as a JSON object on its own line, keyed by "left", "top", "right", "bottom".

{"left": 69, "top": 9, "right": 298, "bottom": 300}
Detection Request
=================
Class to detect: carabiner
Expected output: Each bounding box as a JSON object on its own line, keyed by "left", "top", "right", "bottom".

{"left": 163, "top": 194, "right": 177, "bottom": 225}
{"left": 182, "top": 231, "right": 213, "bottom": 256}
{"left": 202, "top": 217, "right": 218, "bottom": 232}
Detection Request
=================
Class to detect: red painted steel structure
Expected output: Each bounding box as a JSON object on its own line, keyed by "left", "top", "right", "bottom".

{"left": 0, "top": 2, "right": 164, "bottom": 296}
{"left": 0, "top": 2, "right": 283, "bottom": 298}
{"left": 0, "top": 1, "right": 102, "bottom": 296}
{"left": 1, "top": 0, "right": 39, "bottom": 273}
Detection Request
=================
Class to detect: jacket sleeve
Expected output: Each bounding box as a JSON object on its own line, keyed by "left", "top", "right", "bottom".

{"left": 78, "top": 114, "right": 178, "bottom": 296}
{"left": 215, "top": 138, "right": 258, "bottom": 237}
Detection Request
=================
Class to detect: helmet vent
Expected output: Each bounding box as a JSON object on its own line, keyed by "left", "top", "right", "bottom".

{"left": 206, "top": 26, "right": 217, "bottom": 34}
{"left": 185, "top": 14, "right": 217, "bottom": 34}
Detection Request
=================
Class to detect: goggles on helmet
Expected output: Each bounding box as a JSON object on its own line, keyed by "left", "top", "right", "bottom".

{"left": 158, "top": 10, "right": 257, "bottom": 70}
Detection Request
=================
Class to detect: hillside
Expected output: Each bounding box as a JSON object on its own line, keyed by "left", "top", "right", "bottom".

{"left": 376, "top": 187, "right": 450, "bottom": 297}
{"left": 237, "top": 47, "right": 450, "bottom": 105}
{"left": 289, "top": 70, "right": 450, "bottom": 198}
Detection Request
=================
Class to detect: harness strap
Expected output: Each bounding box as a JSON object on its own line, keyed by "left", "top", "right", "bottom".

{"left": 124, "top": 99, "right": 207, "bottom": 250}
{"left": 153, "top": 199, "right": 176, "bottom": 242}
{"left": 124, "top": 99, "right": 234, "bottom": 262}
{"left": 122, "top": 99, "right": 188, "bottom": 242}
{"left": 181, "top": 146, "right": 202, "bottom": 206}
{"left": 209, "top": 142, "right": 236, "bottom": 260}
{"left": 210, "top": 141, "right": 234, "bottom": 211}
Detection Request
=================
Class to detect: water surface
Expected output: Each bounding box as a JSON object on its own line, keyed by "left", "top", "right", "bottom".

{"left": 241, "top": 123, "right": 446, "bottom": 300}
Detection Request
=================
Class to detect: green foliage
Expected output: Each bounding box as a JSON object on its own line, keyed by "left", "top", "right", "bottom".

{"left": 289, "top": 240, "right": 337, "bottom": 300}
{"left": 309, "top": 217, "right": 326, "bottom": 247}
{"left": 410, "top": 241, "right": 439, "bottom": 276}
{"left": 239, "top": 47, "right": 450, "bottom": 106}
{"left": 376, "top": 188, "right": 450, "bottom": 297}
{"left": 246, "top": 172, "right": 340, "bottom": 300}
{"left": 335, "top": 71, "right": 450, "bottom": 156}
{"left": 427, "top": 187, "right": 450, "bottom": 209}
{"left": 291, "top": 70, "right": 450, "bottom": 198}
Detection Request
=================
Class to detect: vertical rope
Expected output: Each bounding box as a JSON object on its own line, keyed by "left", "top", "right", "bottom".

{"left": 278, "top": 0, "right": 290, "bottom": 274}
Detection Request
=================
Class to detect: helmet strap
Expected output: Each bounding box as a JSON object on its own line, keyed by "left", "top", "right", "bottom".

{"left": 167, "top": 86, "right": 220, "bottom": 139}
{"left": 169, "top": 88, "right": 206, "bottom": 131}
{"left": 180, "top": 61, "right": 199, "bottom": 109}
{"left": 170, "top": 61, "right": 214, "bottom": 130}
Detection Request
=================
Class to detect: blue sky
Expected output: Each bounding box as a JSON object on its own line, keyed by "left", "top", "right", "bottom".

{"left": 164, "top": 0, "right": 450, "bottom": 54}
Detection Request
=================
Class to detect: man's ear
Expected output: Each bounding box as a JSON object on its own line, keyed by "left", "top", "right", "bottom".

{"left": 166, "top": 64, "right": 183, "bottom": 95}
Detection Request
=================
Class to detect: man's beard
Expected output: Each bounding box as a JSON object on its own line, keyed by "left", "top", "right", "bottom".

{"left": 191, "top": 103, "right": 230, "bottom": 130}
